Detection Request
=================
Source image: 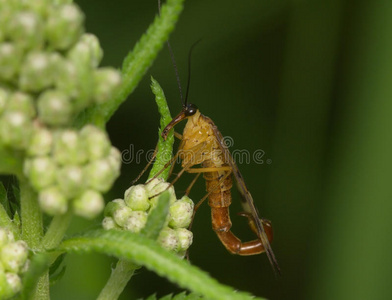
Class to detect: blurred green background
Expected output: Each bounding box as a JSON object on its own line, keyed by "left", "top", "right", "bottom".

{"left": 50, "top": 0, "right": 392, "bottom": 299}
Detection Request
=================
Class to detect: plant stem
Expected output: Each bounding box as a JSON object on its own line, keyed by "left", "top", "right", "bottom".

{"left": 41, "top": 209, "right": 73, "bottom": 250}
{"left": 19, "top": 177, "right": 49, "bottom": 299}
{"left": 97, "top": 259, "right": 139, "bottom": 300}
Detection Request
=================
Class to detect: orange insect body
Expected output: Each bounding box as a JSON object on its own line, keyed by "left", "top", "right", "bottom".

{"left": 164, "top": 108, "right": 275, "bottom": 256}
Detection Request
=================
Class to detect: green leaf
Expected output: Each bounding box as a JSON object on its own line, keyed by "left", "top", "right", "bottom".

{"left": 148, "top": 77, "right": 174, "bottom": 181}
{"left": 0, "top": 181, "right": 11, "bottom": 215}
{"left": 19, "top": 253, "right": 51, "bottom": 300}
{"left": 74, "top": 0, "right": 185, "bottom": 128}
{"left": 58, "top": 230, "right": 263, "bottom": 300}
{"left": 140, "top": 191, "right": 170, "bottom": 240}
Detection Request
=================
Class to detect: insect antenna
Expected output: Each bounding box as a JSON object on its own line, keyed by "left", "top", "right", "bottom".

{"left": 158, "top": 0, "right": 184, "bottom": 106}
{"left": 184, "top": 39, "right": 202, "bottom": 106}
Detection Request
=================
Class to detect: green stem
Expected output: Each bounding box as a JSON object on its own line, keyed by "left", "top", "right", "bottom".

{"left": 41, "top": 209, "right": 73, "bottom": 250}
{"left": 0, "top": 147, "right": 23, "bottom": 177}
{"left": 19, "top": 177, "right": 49, "bottom": 300}
{"left": 74, "top": 0, "right": 185, "bottom": 127}
{"left": 97, "top": 259, "right": 139, "bottom": 300}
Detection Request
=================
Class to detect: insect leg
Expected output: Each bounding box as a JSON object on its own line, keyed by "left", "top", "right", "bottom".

{"left": 184, "top": 173, "right": 201, "bottom": 196}
{"left": 131, "top": 143, "right": 158, "bottom": 185}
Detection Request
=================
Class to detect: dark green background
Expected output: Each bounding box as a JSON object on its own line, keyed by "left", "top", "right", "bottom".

{"left": 51, "top": 0, "right": 392, "bottom": 299}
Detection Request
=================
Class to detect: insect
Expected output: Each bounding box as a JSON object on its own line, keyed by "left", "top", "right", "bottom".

{"left": 152, "top": 0, "right": 280, "bottom": 275}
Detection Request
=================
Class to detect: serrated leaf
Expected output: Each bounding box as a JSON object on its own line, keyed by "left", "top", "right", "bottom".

{"left": 148, "top": 77, "right": 174, "bottom": 181}
{"left": 58, "top": 230, "right": 263, "bottom": 300}
{"left": 140, "top": 191, "right": 170, "bottom": 240}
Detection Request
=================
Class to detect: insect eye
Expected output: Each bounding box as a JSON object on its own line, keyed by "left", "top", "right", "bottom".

{"left": 185, "top": 103, "right": 198, "bottom": 116}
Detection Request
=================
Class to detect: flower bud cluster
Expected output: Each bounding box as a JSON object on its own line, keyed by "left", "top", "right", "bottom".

{"left": 0, "top": 1, "right": 121, "bottom": 133}
{"left": 23, "top": 125, "right": 121, "bottom": 218}
{"left": 103, "top": 178, "right": 194, "bottom": 256}
{"left": 0, "top": 1, "right": 123, "bottom": 218}
{"left": 0, "top": 228, "right": 29, "bottom": 299}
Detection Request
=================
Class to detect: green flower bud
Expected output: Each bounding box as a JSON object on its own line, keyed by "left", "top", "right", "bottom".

{"left": 0, "top": 88, "right": 8, "bottom": 115}
{"left": 158, "top": 228, "right": 179, "bottom": 252}
{"left": 107, "top": 147, "right": 122, "bottom": 175}
{"left": 146, "top": 178, "right": 177, "bottom": 208}
{"left": 56, "top": 59, "right": 94, "bottom": 109}
{"left": 104, "top": 199, "right": 125, "bottom": 217}
{"left": 19, "top": 52, "right": 54, "bottom": 92}
{"left": 26, "top": 127, "right": 53, "bottom": 156}
{"left": 0, "top": 228, "right": 14, "bottom": 247}
{"left": 85, "top": 158, "right": 117, "bottom": 192}
{"left": 53, "top": 130, "right": 87, "bottom": 165}
{"left": 57, "top": 165, "right": 85, "bottom": 198}
{"left": 80, "top": 125, "right": 111, "bottom": 160}
{"left": 112, "top": 206, "right": 133, "bottom": 227}
{"left": 93, "top": 68, "right": 122, "bottom": 104}
{"left": 37, "top": 89, "right": 72, "bottom": 126}
{"left": 6, "top": 92, "right": 35, "bottom": 118}
{"left": 7, "top": 11, "right": 44, "bottom": 50}
{"left": 123, "top": 211, "right": 148, "bottom": 233}
{"left": 73, "top": 190, "right": 104, "bottom": 219}
{"left": 38, "top": 186, "right": 68, "bottom": 215}
{"left": 124, "top": 185, "right": 150, "bottom": 211}
{"left": 25, "top": 157, "right": 56, "bottom": 190}
{"left": 68, "top": 33, "right": 103, "bottom": 68}
{"left": 1, "top": 240, "right": 28, "bottom": 273}
{"left": 0, "top": 111, "right": 32, "bottom": 149}
{"left": 102, "top": 217, "right": 119, "bottom": 230}
{"left": 169, "top": 196, "right": 194, "bottom": 229}
{"left": 0, "top": 43, "right": 23, "bottom": 81}
{"left": 5, "top": 272, "right": 22, "bottom": 295}
{"left": 46, "top": 4, "right": 84, "bottom": 50}
{"left": 175, "top": 228, "right": 193, "bottom": 252}
{"left": 21, "top": 0, "right": 50, "bottom": 17}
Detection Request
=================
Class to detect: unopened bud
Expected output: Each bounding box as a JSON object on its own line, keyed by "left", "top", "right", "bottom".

{"left": 19, "top": 52, "right": 53, "bottom": 92}
{"left": 0, "top": 43, "right": 22, "bottom": 81}
{"left": 57, "top": 165, "right": 85, "bottom": 198}
{"left": 5, "top": 272, "right": 22, "bottom": 295}
{"left": 0, "top": 88, "right": 8, "bottom": 114}
{"left": 85, "top": 158, "right": 116, "bottom": 192}
{"left": 123, "top": 211, "right": 148, "bottom": 233}
{"left": 0, "top": 111, "right": 32, "bottom": 149}
{"left": 53, "top": 130, "right": 87, "bottom": 165}
{"left": 124, "top": 185, "right": 150, "bottom": 211}
{"left": 46, "top": 4, "right": 84, "bottom": 50}
{"left": 158, "top": 228, "right": 179, "bottom": 252}
{"left": 25, "top": 157, "right": 56, "bottom": 190}
{"left": 80, "top": 125, "right": 111, "bottom": 160}
{"left": 1, "top": 240, "right": 28, "bottom": 273}
{"left": 146, "top": 178, "right": 177, "bottom": 208}
{"left": 37, "top": 89, "right": 72, "bottom": 126}
{"left": 168, "top": 196, "right": 194, "bottom": 229}
{"left": 175, "top": 228, "right": 193, "bottom": 252}
{"left": 73, "top": 190, "right": 104, "bottom": 219}
{"left": 102, "top": 217, "right": 119, "bottom": 230}
{"left": 6, "top": 92, "right": 35, "bottom": 118}
{"left": 26, "top": 127, "right": 53, "bottom": 157}
{"left": 104, "top": 199, "right": 125, "bottom": 217}
{"left": 68, "top": 33, "right": 103, "bottom": 68}
{"left": 94, "top": 68, "right": 122, "bottom": 104}
{"left": 112, "top": 206, "right": 133, "bottom": 227}
{"left": 38, "top": 186, "right": 68, "bottom": 215}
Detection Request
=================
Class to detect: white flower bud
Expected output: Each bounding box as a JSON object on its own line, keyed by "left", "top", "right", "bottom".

{"left": 123, "top": 211, "right": 148, "bottom": 233}
{"left": 85, "top": 158, "right": 117, "bottom": 193}
{"left": 107, "top": 147, "right": 122, "bottom": 176}
{"left": 169, "top": 196, "right": 194, "bottom": 229}
{"left": 158, "top": 228, "right": 179, "bottom": 252}
{"left": 80, "top": 125, "right": 111, "bottom": 160}
{"left": 73, "top": 190, "right": 104, "bottom": 219}
{"left": 146, "top": 178, "right": 177, "bottom": 208}
{"left": 68, "top": 33, "right": 103, "bottom": 68}
{"left": 5, "top": 272, "right": 22, "bottom": 294}
{"left": 94, "top": 68, "right": 122, "bottom": 104}
{"left": 19, "top": 52, "right": 53, "bottom": 92}
{"left": 0, "top": 111, "right": 32, "bottom": 149}
{"left": 57, "top": 165, "right": 85, "bottom": 198}
{"left": 1, "top": 240, "right": 28, "bottom": 273}
{"left": 175, "top": 228, "right": 193, "bottom": 251}
{"left": 25, "top": 157, "right": 56, "bottom": 190}
{"left": 7, "top": 11, "right": 44, "bottom": 50}
{"left": 46, "top": 4, "right": 84, "bottom": 50}
{"left": 53, "top": 130, "right": 87, "bottom": 165}
{"left": 0, "top": 43, "right": 23, "bottom": 81}
{"left": 38, "top": 186, "right": 68, "bottom": 215}
{"left": 0, "top": 228, "right": 13, "bottom": 247}
{"left": 26, "top": 127, "right": 53, "bottom": 156}
{"left": 104, "top": 199, "right": 125, "bottom": 217}
{"left": 6, "top": 92, "right": 35, "bottom": 118}
{"left": 112, "top": 206, "right": 133, "bottom": 227}
{"left": 37, "top": 89, "right": 72, "bottom": 126}
{"left": 102, "top": 217, "right": 119, "bottom": 230}
{"left": 124, "top": 185, "right": 150, "bottom": 211}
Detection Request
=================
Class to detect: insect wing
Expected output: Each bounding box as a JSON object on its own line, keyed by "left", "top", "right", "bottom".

{"left": 210, "top": 124, "right": 281, "bottom": 275}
